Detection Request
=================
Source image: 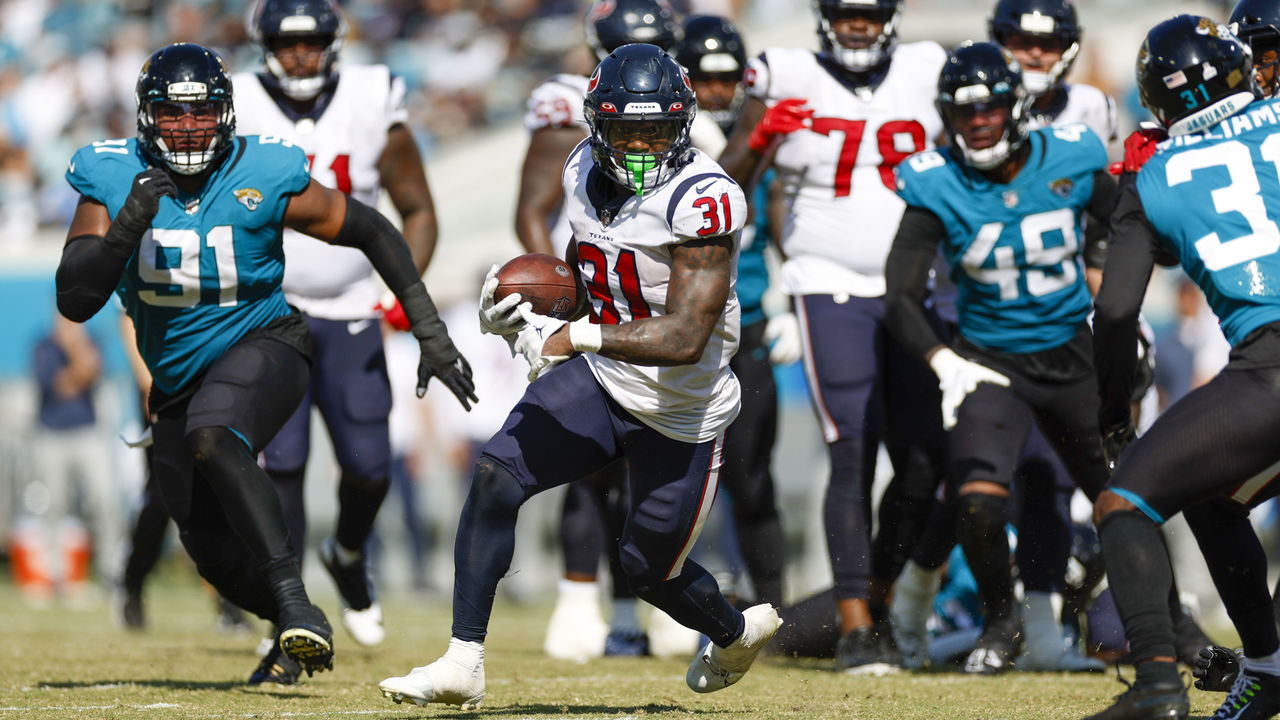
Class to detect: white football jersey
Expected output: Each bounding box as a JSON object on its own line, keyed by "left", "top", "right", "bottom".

{"left": 1027, "top": 82, "right": 1117, "bottom": 149}
{"left": 233, "top": 65, "right": 408, "bottom": 320}
{"left": 745, "top": 43, "right": 947, "bottom": 297}
{"left": 524, "top": 72, "right": 726, "bottom": 257}
{"left": 561, "top": 141, "right": 747, "bottom": 443}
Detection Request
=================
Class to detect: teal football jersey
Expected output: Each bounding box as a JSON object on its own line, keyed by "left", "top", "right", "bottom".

{"left": 895, "top": 125, "right": 1108, "bottom": 353}
{"left": 65, "top": 136, "right": 312, "bottom": 392}
{"left": 1137, "top": 97, "right": 1280, "bottom": 346}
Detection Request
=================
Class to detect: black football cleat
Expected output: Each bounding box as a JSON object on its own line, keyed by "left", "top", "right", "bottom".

{"left": 248, "top": 642, "right": 301, "bottom": 686}
{"left": 278, "top": 602, "right": 334, "bottom": 677}
{"left": 963, "top": 614, "right": 1023, "bottom": 675}
{"left": 1082, "top": 679, "right": 1188, "bottom": 720}
{"left": 1210, "top": 667, "right": 1280, "bottom": 720}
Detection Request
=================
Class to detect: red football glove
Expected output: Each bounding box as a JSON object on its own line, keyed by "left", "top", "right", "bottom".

{"left": 748, "top": 98, "right": 814, "bottom": 154}
{"left": 1108, "top": 124, "right": 1167, "bottom": 175}
{"left": 376, "top": 293, "right": 412, "bottom": 332}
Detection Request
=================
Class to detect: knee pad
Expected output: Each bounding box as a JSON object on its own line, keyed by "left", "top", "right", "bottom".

{"left": 187, "top": 426, "right": 242, "bottom": 466}
{"left": 956, "top": 492, "right": 1008, "bottom": 542}
{"left": 471, "top": 456, "right": 528, "bottom": 517}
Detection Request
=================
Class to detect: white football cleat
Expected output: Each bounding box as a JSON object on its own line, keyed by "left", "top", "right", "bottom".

{"left": 379, "top": 655, "right": 485, "bottom": 709}
{"left": 685, "top": 604, "right": 782, "bottom": 693}
{"left": 340, "top": 602, "right": 385, "bottom": 648}
{"left": 543, "top": 580, "right": 607, "bottom": 662}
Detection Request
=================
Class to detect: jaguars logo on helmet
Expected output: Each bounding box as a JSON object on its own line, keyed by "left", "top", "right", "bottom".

{"left": 584, "top": 43, "right": 696, "bottom": 196}
{"left": 248, "top": 0, "right": 347, "bottom": 101}
{"left": 135, "top": 43, "right": 236, "bottom": 175}
{"left": 1137, "top": 14, "right": 1258, "bottom": 137}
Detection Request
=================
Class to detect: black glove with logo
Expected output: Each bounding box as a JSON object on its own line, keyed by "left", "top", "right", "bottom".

{"left": 104, "top": 167, "right": 178, "bottom": 258}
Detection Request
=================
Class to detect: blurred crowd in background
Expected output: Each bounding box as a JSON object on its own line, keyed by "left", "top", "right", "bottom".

{"left": 0, "top": 0, "right": 769, "bottom": 243}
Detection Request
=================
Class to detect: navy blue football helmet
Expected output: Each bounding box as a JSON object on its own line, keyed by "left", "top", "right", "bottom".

{"left": 936, "top": 41, "right": 1032, "bottom": 170}
{"left": 1230, "top": 0, "right": 1280, "bottom": 96}
{"left": 584, "top": 0, "right": 681, "bottom": 62}
{"left": 248, "top": 0, "right": 347, "bottom": 100}
{"left": 988, "top": 0, "right": 1081, "bottom": 95}
{"left": 1137, "top": 15, "right": 1258, "bottom": 136}
{"left": 815, "top": 0, "right": 903, "bottom": 72}
{"left": 674, "top": 15, "right": 747, "bottom": 129}
{"left": 136, "top": 43, "right": 236, "bottom": 175}
{"left": 584, "top": 43, "right": 696, "bottom": 195}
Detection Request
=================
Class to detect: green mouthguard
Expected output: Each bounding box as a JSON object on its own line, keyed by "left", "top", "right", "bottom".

{"left": 623, "top": 153, "right": 658, "bottom": 196}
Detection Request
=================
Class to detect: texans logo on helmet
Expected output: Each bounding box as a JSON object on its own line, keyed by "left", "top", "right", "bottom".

{"left": 680, "top": 69, "right": 693, "bottom": 91}
{"left": 588, "top": 0, "right": 616, "bottom": 23}
{"left": 588, "top": 68, "right": 600, "bottom": 92}
{"left": 600, "top": 102, "right": 618, "bottom": 113}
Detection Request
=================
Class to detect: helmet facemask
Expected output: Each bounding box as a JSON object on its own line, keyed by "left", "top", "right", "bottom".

{"left": 940, "top": 86, "right": 1032, "bottom": 170}
{"left": 816, "top": 1, "right": 901, "bottom": 72}
{"left": 140, "top": 98, "right": 236, "bottom": 175}
{"left": 587, "top": 114, "right": 692, "bottom": 195}
{"left": 263, "top": 31, "right": 342, "bottom": 101}
{"left": 997, "top": 31, "right": 1079, "bottom": 95}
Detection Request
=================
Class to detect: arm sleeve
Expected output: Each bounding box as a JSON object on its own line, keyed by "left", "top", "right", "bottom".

{"left": 885, "top": 206, "right": 948, "bottom": 361}
{"left": 1093, "top": 175, "right": 1160, "bottom": 431}
{"left": 330, "top": 194, "right": 422, "bottom": 295}
{"left": 1081, "top": 169, "right": 1117, "bottom": 270}
{"left": 55, "top": 234, "right": 130, "bottom": 323}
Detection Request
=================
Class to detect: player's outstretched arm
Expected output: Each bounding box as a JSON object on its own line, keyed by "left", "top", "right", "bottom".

{"left": 285, "top": 180, "right": 478, "bottom": 409}
{"left": 56, "top": 168, "right": 177, "bottom": 322}
{"left": 514, "top": 126, "right": 585, "bottom": 256}
{"left": 379, "top": 124, "right": 438, "bottom": 274}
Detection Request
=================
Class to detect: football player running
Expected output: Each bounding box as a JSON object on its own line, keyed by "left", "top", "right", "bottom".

{"left": 1084, "top": 15, "right": 1280, "bottom": 720}
{"left": 378, "top": 44, "right": 779, "bottom": 709}
{"left": 56, "top": 43, "right": 474, "bottom": 681}
{"left": 674, "top": 14, "right": 790, "bottom": 612}
{"left": 515, "top": 0, "right": 714, "bottom": 662}
{"left": 884, "top": 42, "right": 1117, "bottom": 675}
{"left": 231, "top": 0, "right": 440, "bottom": 671}
{"left": 717, "top": 0, "right": 948, "bottom": 673}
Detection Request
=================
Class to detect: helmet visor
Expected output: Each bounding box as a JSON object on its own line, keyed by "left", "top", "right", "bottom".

{"left": 943, "top": 99, "right": 1012, "bottom": 151}
{"left": 598, "top": 118, "right": 683, "bottom": 152}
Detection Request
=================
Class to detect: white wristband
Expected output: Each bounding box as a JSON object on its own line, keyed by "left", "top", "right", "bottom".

{"left": 568, "top": 318, "right": 603, "bottom": 353}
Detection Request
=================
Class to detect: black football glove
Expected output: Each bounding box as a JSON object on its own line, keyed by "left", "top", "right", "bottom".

{"left": 417, "top": 334, "right": 478, "bottom": 410}
{"left": 104, "top": 167, "right": 178, "bottom": 257}
{"left": 398, "top": 282, "right": 478, "bottom": 410}
{"left": 1101, "top": 422, "right": 1136, "bottom": 474}
{"left": 1193, "top": 645, "right": 1242, "bottom": 692}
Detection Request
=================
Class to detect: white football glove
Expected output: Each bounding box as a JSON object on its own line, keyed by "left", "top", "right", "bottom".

{"left": 928, "top": 347, "right": 1010, "bottom": 431}
{"left": 763, "top": 312, "right": 803, "bottom": 365}
{"left": 479, "top": 264, "right": 526, "bottom": 336}
{"left": 513, "top": 304, "right": 571, "bottom": 381}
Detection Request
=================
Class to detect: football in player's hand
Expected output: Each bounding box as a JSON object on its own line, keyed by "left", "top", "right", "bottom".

{"left": 495, "top": 253, "right": 579, "bottom": 319}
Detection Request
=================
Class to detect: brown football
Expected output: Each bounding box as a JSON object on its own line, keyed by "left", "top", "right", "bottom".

{"left": 495, "top": 252, "right": 579, "bottom": 319}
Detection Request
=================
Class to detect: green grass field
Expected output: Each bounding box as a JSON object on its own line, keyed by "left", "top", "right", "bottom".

{"left": 0, "top": 579, "right": 1235, "bottom": 719}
